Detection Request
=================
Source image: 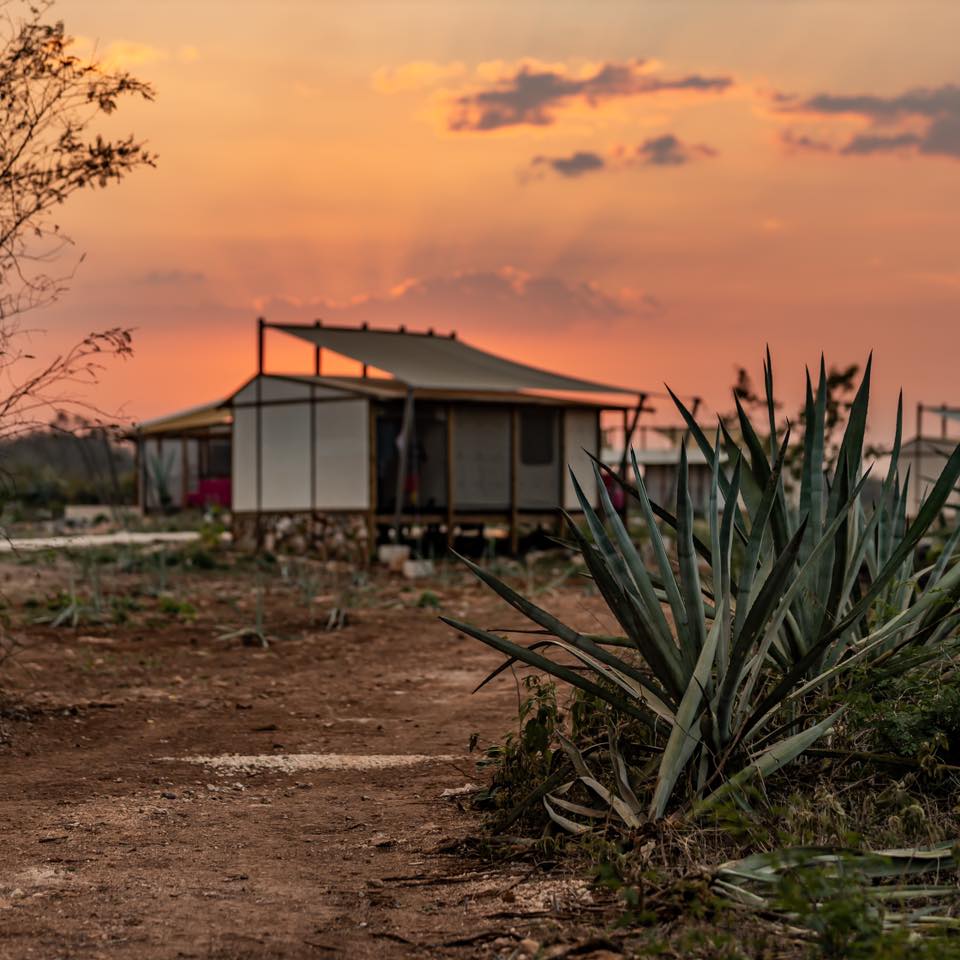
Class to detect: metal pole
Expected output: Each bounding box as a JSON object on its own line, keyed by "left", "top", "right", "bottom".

{"left": 256, "top": 317, "right": 265, "bottom": 544}
{"left": 915, "top": 402, "right": 923, "bottom": 519}
{"left": 617, "top": 393, "right": 647, "bottom": 519}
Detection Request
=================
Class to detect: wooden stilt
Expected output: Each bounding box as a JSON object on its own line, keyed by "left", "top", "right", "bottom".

{"left": 510, "top": 407, "right": 519, "bottom": 554}
{"left": 255, "top": 317, "right": 265, "bottom": 547}
{"left": 445, "top": 404, "right": 455, "bottom": 552}
{"left": 393, "top": 389, "right": 415, "bottom": 537}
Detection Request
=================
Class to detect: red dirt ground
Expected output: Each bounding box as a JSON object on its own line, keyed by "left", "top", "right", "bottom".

{"left": 0, "top": 555, "right": 618, "bottom": 959}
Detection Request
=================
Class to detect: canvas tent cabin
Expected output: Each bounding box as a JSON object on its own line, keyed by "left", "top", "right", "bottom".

{"left": 132, "top": 402, "right": 232, "bottom": 512}
{"left": 226, "top": 320, "right": 641, "bottom": 552}
{"left": 130, "top": 320, "right": 644, "bottom": 552}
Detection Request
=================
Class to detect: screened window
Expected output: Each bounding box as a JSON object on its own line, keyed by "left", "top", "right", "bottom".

{"left": 520, "top": 409, "right": 556, "bottom": 466}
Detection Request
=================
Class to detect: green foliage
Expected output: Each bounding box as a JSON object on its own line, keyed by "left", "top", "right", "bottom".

{"left": 475, "top": 676, "right": 561, "bottom": 819}
{"left": 718, "top": 847, "right": 960, "bottom": 959}
{"left": 417, "top": 590, "right": 441, "bottom": 609}
{"left": 848, "top": 668, "right": 960, "bottom": 764}
{"left": 0, "top": 422, "right": 134, "bottom": 514}
{"left": 447, "top": 356, "right": 960, "bottom": 824}
{"left": 774, "top": 861, "right": 884, "bottom": 957}
{"left": 157, "top": 596, "right": 196, "bottom": 621}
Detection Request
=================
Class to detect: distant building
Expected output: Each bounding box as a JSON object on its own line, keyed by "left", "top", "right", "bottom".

{"left": 132, "top": 402, "right": 232, "bottom": 512}
{"left": 631, "top": 444, "right": 718, "bottom": 514}
{"left": 130, "top": 321, "right": 644, "bottom": 551}
{"left": 901, "top": 435, "right": 960, "bottom": 518}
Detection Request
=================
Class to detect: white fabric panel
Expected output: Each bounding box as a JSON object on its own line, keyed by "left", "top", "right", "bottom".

{"left": 232, "top": 408, "right": 259, "bottom": 511}
{"left": 453, "top": 408, "right": 510, "bottom": 509}
{"left": 563, "top": 410, "right": 599, "bottom": 509}
{"left": 261, "top": 403, "right": 312, "bottom": 510}
{"left": 314, "top": 399, "right": 369, "bottom": 510}
{"left": 276, "top": 325, "right": 633, "bottom": 393}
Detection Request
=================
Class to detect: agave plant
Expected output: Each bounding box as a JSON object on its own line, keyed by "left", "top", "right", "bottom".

{"left": 444, "top": 360, "right": 960, "bottom": 823}
{"left": 715, "top": 843, "right": 960, "bottom": 935}
{"left": 667, "top": 354, "right": 960, "bottom": 671}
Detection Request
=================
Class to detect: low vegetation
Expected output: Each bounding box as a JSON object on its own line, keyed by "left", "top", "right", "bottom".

{"left": 451, "top": 356, "right": 960, "bottom": 955}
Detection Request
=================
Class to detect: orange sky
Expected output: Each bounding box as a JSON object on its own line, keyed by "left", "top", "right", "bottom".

{"left": 29, "top": 1, "right": 960, "bottom": 437}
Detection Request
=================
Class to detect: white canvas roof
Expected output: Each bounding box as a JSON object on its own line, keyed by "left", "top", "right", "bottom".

{"left": 273, "top": 324, "right": 636, "bottom": 394}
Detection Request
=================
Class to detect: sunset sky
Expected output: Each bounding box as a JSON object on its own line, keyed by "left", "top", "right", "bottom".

{"left": 34, "top": 1, "right": 960, "bottom": 436}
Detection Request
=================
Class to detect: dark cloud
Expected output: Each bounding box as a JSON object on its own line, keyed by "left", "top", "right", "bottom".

{"left": 255, "top": 268, "right": 662, "bottom": 332}
{"left": 779, "top": 129, "right": 833, "bottom": 153}
{"left": 779, "top": 84, "right": 960, "bottom": 159}
{"left": 530, "top": 151, "right": 606, "bottom": 178}
{"left": 142, "top": 269, "right": 207, "bottom": 285}
{"left": 448, "top": 61, "right": 732, "bottom": 132}
{"left": 527, "top": 136, "right": 716, "bottom": 180}
{"left": 632, "top": 134, "right": 717, "bottom": 166}
{"left": 841, "top": 131, "right": 923, "bottom": 155}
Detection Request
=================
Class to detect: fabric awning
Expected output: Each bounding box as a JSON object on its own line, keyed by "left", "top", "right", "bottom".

{"left": 272, "top": 324, "right": 637, "bottom": 394}
{"left": 134, "top": 401, "right": 232, "bottom": 436}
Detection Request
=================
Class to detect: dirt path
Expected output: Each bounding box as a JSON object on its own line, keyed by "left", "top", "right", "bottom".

{"left": 0, "top": 563, "right": 608, "bottom": 959}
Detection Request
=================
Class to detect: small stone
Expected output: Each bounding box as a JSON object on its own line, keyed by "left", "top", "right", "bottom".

{"left": 161, "top": 791, "right": 177, "bottom": 800}
{"left": 519, "top": 939, "right": 541, "bottom": 956}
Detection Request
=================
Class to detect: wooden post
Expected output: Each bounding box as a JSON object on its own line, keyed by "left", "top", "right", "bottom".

{"left": 915, "top": 402, "right": 923, "bottom": 519}
{"left": 155, "top": 437, "right": 162, "bottom": 511}
{"left": 556, "top": 409, "right": 567, "bottom": 538}
{"left": 181, "top": 436, "right": 189, "bottom": 509}
{"left": 133, "top": 436, "right": 142, "bottom": 513}
{"left": 617, "top": 394, "right": 647, "bottom": 521}
{"left": 314, "top": 319, "right": 322, "bottom": 376}
{"left": 361, "top": 322, "right": 369, "bottom": 377}
{"left": 510, "top": 407, "right": 519, "bottom": 554}
{"left": 309, "top": 381, "right": 317, "bottom": 526}
{"left": 255, "top": 318, "right": 265, "bottom": 544}
{"left": 393, "top": 389, "right": 415, "bottom": 536}
{"left": 367, "top": 401, "right": 377, "bottom": 559}
{"left": 445, "top": 404, "right": 455, "bottom": 550}
{"left": 557, "top": 409, "right": 567, "bottom": 508}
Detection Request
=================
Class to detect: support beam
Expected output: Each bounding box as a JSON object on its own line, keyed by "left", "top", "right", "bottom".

{"left": 510, "top": 407, "right": 519, "bottom": 554}
{"left": 445, "top": 404, "right": 455, "bottom": 550}
{"left": 367, "top": 402, "right": 378, "bottom": 558}
{"left": 255, "top": 317, "right": 264, "bottom": 544}
{"left": 617, "top": 393, "right": 648, "bottom": 520}
{"left": 181, "top": 437, "right": 189, "bottom": 509}
{"left": 393, "top": 389, "right": 415, "bottom": 536}
{"left": 314, "top": 319, "right": 322, "bottom": 376}
{"left": 916, "top": 402, "right": 923, "bottom": 519}
{"left": 133, "top": 437, "right": 142, "bottom": 512}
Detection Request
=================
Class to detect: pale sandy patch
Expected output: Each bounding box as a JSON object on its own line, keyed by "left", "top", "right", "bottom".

{"left": 167, "top": 753, "right": 460, "bottom": 774}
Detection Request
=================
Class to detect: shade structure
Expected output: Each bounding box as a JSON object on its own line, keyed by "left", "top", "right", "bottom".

{"left": 927, "top": 406, "right": 960, "bottom": 422}
{"left": 134, "top": 401, "right": 231, "bottom": 436}
{"left": 272, "top": 323, "right": 636, "bottom": 394}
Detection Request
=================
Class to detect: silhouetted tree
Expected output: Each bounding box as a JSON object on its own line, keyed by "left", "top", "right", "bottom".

{"left": 0, "top": 0, "right": 154, "bottom": 438}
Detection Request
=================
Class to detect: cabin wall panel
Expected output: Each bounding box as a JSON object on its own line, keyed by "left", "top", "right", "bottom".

{"left": 518, "top": 410, "right": 560, "bottom": 509}
{"left": 563, "top": 410, "right": 599, "bottom": 509}
{"left": 453, "top": 408, "right": 510, "bottom": 509}
{"left": 314, "top": 399, "right": 369, "bottom": 510}
{"left": 232, "top": 408, "right": 259, "bottom": 511}
{"left": 261, "top": 403, "right": 312, "bottom": 509}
